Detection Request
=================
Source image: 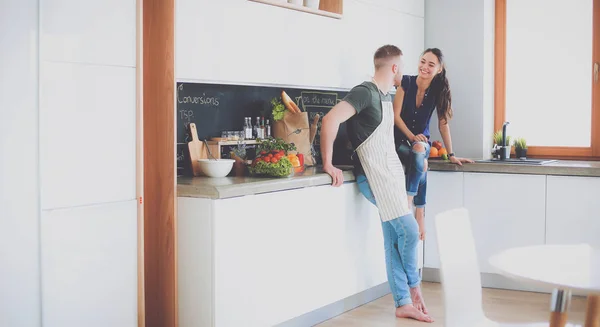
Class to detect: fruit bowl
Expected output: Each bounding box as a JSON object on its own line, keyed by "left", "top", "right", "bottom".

{"left": 198, "top": 159, "right": 235, "bottom": 177}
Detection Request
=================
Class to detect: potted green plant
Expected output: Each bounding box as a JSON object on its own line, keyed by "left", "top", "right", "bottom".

{"left": 513, "top": 137, "right": 527, "bottom": 158}
{"left": 493, "top": 130, "right": 511, "bottom": 159}
{"left": 493, "top": 130, "right": 511, "bottom": 147}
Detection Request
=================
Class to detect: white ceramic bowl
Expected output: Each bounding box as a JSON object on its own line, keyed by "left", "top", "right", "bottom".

{"left": 198, "top": 159, "right": 235, "bottom": 177}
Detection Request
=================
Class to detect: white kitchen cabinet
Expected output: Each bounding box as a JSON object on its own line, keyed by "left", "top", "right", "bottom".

{"left": 39, "top": 63, "right": 136, "bottom": 210}
{"left": 178, "top": 181, "right": 423, "bottom": 327}
{"left": 463, "top": 173, "right": 546, "bottom": 273}
{"left": 423, "top": 171, "right": 464, "bottom": 269}
{"left": 546, "top": 176, "right": 600, "bottom": 247}
{"left": 41, "top": 200, "right": 138, "bottom": 327}
{"left": 40, "top": 0, "right": 136, "bottom": 67}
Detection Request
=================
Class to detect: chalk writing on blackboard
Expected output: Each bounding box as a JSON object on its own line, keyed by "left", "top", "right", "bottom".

{"left": 296, "top": 91, "right": 342, "bottom": 111}
{"left": 177, "top": 148, "right": 185, "bottom": 162}
{"left": 179, "top": 110, "right": 194, "bottom": 142}
{"left": 177, "top": 83, "right": 221, "bottom": 106}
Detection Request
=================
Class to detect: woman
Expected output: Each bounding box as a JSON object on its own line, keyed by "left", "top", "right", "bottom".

{"left": 393, "top": 48, "right": 472, "bottom": 241}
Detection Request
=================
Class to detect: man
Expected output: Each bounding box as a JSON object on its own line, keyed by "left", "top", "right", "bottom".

{"left": 320, "top": 45, "right": 433, "bottom": 323}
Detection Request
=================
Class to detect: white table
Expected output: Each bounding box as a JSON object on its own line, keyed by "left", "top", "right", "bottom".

{"left": 489, "top": 244, "right": 600, "bottom": 327}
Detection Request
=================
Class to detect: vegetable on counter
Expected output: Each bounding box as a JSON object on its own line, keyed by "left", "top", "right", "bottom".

{"left": 250, "top": 155, "right": 293, "bottom": 177}
{"left": 249, "top": 137, "right": 302, "bottom": 177}
{"left": 255, "top": 137, "right": 297, "bottom": 154}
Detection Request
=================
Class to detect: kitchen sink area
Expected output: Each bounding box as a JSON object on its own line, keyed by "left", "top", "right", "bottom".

{"left": 474, "top": 158, "right": 558, "bottom": 165}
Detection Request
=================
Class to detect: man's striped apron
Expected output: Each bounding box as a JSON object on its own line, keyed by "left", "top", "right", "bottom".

{"left": 355, "top": 88, "right": 411, "bottom": 222}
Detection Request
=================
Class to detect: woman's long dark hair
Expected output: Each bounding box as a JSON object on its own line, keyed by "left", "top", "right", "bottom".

{"left": 423, "top": 48, "right": 452, "bottom": 123}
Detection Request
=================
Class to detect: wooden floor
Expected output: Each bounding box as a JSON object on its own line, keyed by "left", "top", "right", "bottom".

{"left": 317, "top": 282, "right": 587, "bottom": 327}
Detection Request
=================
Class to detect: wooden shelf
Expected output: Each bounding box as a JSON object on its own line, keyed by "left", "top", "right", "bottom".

{"left": 206, "top": 140, "right": 259, "bottom": 146}
{"left": 248, "top": 0, "right": 343, "bottom": 19}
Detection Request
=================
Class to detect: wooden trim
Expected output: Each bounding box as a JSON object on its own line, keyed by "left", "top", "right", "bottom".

{"left": 494, "top": 0, "right": 506, "bottom": 134}
{"left": 136, "top": 0, "right": 145, "bottom": 326}
{"left": 525, "top": 146, "right": 593, "bottom": 158}
{"left": 320, "top": 0, "right": 343, "bottom": 15}
{"left": 593, "top": 0, "right": 600, "bottom": 157}
{"left": 143, "top": 0, "right": 176, "bottom": 326}
{"left": 495, "top": 0, "right": 599, "bottom": 159}
{"left": 585, "top": 295, "right": 600, "bottom": 327}
{"left": 248, "top": 0, "right": 342, "bottom": 19}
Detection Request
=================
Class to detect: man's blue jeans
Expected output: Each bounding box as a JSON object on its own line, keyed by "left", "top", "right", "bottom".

{"left": 356, "top": 174, "right": 421, "bottom": 307}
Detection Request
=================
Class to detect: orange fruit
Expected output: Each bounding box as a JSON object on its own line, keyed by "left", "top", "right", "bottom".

{"left": 439, "top": 148, "right": 448, "bottom": 156}
{"left": 429, "top": 147, "right": 439, "bottom": 157}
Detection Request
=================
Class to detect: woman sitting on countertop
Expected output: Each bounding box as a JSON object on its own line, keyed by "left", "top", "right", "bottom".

{"left": 393, "top": 48, "right": 473, "bottom": 241}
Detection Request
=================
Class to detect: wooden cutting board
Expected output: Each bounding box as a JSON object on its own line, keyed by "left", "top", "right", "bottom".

{"left": 188, "top": 123, "right": 204, "bottom": 176}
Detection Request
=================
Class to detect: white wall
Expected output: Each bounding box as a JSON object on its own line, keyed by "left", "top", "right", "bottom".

{"left": 1, "top": 0, "right": 139, "bottom": 326}
{"left": 176, "top": 0, "right": 425, "bottom": 89}
{"left": 0, "top": 1, "right": 42, "bottom": 326}
{"left": 424, "top": 0, "right": 495, "bottom": 159}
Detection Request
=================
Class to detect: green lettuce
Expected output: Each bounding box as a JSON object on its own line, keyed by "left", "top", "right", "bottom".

{"left": 249, "top": 157, "right": 293, "bottom": 177}
{"left": 271, "top": 97, "right": 286, "bottom": 121}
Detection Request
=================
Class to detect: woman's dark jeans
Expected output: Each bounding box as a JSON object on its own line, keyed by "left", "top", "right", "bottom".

{"left": 397, "top": 141, "right": 429, "bottom": 208}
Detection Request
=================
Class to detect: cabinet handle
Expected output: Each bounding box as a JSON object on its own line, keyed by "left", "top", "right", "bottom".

{"left": 595, "top": 62, "right": 599, "bottom": 84}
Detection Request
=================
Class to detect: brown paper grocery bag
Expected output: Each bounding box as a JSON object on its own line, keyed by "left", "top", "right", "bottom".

{"left": 273, "top": 111, "right": 316, "bottom": 166}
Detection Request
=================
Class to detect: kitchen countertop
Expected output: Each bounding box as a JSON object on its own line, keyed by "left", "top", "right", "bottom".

{"left": 428, "top": 159, "right": 600, "bottom": 177}
{"left": 177, "top": 165, "right": 355, "bottom": 199}
{"left": 178, "top": 160, "right": 600, "bottom": 199}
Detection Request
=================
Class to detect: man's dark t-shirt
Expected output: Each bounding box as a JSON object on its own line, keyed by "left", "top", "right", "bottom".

{"left": 342, "top": 81, "right": 392, "bottom": 176}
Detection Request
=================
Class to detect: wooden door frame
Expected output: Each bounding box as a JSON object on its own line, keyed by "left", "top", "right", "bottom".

{"left": 138, "top": 0, "right": 177, "bottom": 326}
{"left": 136, "top": 0, "right": 145, "bottom": 326}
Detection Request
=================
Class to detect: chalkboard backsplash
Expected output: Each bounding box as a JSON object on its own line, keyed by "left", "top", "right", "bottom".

{"left": 176, "top": 81, "right": 354, "bottom": 176}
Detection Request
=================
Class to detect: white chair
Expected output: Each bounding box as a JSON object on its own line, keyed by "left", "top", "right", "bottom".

{"left": 434, "top": 208, "right": 576, "bottom": 327}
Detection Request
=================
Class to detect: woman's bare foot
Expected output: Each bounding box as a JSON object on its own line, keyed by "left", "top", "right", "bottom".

{"left": 395, "top": 304, "right": 434, "bottom": 322}
{"left": 415, "top": 209, "right": 426, "bottom": 241}
{"left": 410, "top": 286, "right": 429, "bottom": 314}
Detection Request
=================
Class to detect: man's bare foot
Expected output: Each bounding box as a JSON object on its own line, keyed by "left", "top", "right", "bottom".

{"left": 395, "top": 304, "right": 434, "bottom": 322}
{"left": 410, "top": 286, "right": 429, "bottom": 314}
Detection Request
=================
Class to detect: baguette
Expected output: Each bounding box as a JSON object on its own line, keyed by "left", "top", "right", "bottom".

{"left": 281, "top": 90, "right": 301, "bottom": 113}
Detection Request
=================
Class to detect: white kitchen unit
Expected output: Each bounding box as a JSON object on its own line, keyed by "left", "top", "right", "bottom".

{"left": 34, "top": 1, "right": 140, "bottom": 326}
{"left": 423, "top": 171, "right": 464, "bottom": 269}
{"left": 40, "top": 201, "right": 138, "bottom": 327}
{"left": 178, "top": 181, "right": 424, "bottom": 327}
{"left": 463, "top": 172, "right": 547, "bottom": 273}
{"left": 546, "top": 175, "right": 600, "bottom": 247}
